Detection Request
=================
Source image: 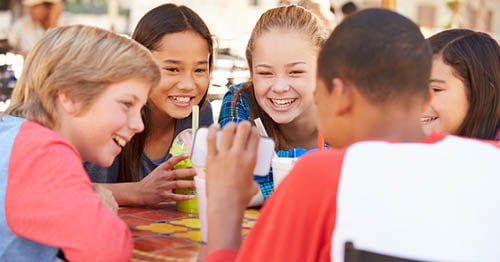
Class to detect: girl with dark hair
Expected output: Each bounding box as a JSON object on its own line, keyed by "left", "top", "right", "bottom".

{"left": 84, "top": 3, "right": 215, "bottom": 206}
{"left": 421, "top": 29, "right": 500, "bottom": 140}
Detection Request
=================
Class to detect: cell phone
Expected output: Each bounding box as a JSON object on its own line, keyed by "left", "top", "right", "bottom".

{"left": 190, "top": 127, "right": 275, "bottom": 176}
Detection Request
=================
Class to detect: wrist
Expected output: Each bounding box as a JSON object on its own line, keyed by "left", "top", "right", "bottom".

{"left": 130, "top": 181, "right": 146, "bottom": 206}
{"left": 207, "top": 198, "right": 246, "bottom": 253}
{"left": 107, "top": 182, "right": 143, "bottom": 206}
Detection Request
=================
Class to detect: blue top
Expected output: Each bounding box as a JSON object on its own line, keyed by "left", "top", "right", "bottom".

{"left": 85, "top": 102, "right": 214, "bottom": 182}
{"left": 0, "top": 116, "right": 60, "bottom": 261}
{"left": 218, "top": 83, "right": 311, "bottom": 199}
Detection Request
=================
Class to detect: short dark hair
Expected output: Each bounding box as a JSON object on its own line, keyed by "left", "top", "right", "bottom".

{"left": 317, "top": 8, "right": 432, "bottom": 107}
{"left": 429, "top": 29, "right": 500, "bottom": 139}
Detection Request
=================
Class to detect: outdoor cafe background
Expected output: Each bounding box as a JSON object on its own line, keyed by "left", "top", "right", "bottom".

{"left": 0, "top": 0, "right": 499, "bottom": 115}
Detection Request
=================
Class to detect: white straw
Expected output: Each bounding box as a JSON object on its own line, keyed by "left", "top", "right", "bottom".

{"left": 254, "top": 118, "right": 278, "bottom": 157}
{"left": 254, "top": 117, "right": 268, "bottom": 137}
{"left": 192, "top": 105, "right": 199, "bottom": 138}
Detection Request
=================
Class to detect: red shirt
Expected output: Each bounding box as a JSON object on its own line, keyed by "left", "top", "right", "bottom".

{"left": 207, "top": 133, "right": 500, "bottom": 261}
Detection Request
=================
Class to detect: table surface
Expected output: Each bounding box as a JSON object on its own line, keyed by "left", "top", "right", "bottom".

{"left": 119, "top": 202, "right": 259, "bottom": 261}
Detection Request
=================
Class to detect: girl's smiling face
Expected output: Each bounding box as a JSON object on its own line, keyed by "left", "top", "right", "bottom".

{"left": 150, "top": 30, "right": 210, "bottom": 119}
{"left": 251, "top": 30, "right": 318, "bottom": 125}
{"left": 421, "top": 55, "right": 469, "bottom": 135}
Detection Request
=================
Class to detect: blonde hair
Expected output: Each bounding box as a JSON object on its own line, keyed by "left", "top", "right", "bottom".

{"left": 6, "top": 25, "right": 161, "bottom": 129}
{"left": 246, "top": 4, "right": 327, "bottom": 76}
{"left": 235, "top": 5, "right": 328, "bottom": 150}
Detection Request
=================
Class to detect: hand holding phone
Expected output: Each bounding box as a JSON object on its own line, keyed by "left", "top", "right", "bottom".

{"left": 191, "top": 127, "right": 275, "bottom": 176}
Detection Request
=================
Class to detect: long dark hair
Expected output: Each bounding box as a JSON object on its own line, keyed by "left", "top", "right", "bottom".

{"left": 429, "top": 29, "right": 500, "bottom": 140}
{"left": 118, "top": 3, "right": 214, "bottom": 182}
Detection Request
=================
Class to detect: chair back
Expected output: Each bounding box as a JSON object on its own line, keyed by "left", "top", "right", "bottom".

{"left": 344, "top": 242, "right": 423, "bottom": 262}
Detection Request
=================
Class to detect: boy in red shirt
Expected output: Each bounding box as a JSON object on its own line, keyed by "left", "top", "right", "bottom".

{"left": 204, "top": 8, "right": 500, "bottom": 262}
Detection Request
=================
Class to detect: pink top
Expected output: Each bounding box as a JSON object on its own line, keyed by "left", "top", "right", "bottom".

{"left": 2, "top": 118, "right": 132, "bottom": 261}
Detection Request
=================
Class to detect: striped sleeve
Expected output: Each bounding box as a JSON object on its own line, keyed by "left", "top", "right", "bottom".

{"left": 218, "top": 83, "right": 251, "bottom": 127}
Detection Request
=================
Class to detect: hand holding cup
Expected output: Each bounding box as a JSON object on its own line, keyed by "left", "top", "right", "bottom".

{"left": 204, "top": 122, "right": 261, "bottom": 252}
{"left": 135, "top": 154, "right": 196, "bottom": 206}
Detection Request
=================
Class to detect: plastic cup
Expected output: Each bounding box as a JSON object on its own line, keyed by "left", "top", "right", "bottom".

{"left": 272, "top": 157, "right": 296, "bottom": 188}
{"left": 193, "top": 170, "right": 207, "bottom": 243}
{"left": 170, "top": 129, "right": 198, "bottom": 213}
{"left": 173, "top": 158, "right": 198, "bottom": 213}
{"left": 174, "top": 179, "right": 197, "bottom": 213}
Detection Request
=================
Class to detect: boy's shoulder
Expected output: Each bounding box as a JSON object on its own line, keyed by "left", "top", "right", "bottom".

{"left": 2, "top": 116, "right": 77, "bottom": 155}
{"left": 436, "top": 133, "right": 500, "bottom": 150}
{"left": 464, "top": 136, "right": 500, "bottom": 149}
{"left": 19, "top": 119, "right": 66, "bottom": 143}
{"left": 296, "top": 133, "right": 498, "bottom": 174}
{"left": 343, "top": 133, "right": 499, "bottom": 151}
{"left": 1, "top": 116, "right": 80, "bottom": 174}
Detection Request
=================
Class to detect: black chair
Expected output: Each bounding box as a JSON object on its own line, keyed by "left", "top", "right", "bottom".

{"left": 344, "top": 241, "right": 424, "bottom": 262}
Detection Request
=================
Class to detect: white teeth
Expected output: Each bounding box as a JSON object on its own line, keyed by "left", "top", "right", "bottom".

{"left": 113, "top": 136, "right": 127, "bottom": 147}
{"left": 420, "top": 117, "right": 438, "bottom": 122}
{"left": 172, "top": 96, "right": 191, "bottom": 103}
{"left": 271, "top": 98, "right": 295, "bottom": 106}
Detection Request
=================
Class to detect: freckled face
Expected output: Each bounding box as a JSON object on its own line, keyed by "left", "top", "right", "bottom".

{"left": 421, "top": 55, "right": 469, "bottom": 135}
{"left": 252, "top": 30, "right": 318, "bottom": 125}
{"left": 150, "top": 30, "right": 210, "bottom": 119}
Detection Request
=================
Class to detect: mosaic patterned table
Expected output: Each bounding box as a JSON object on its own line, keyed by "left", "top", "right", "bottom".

{"left": 119, "top": 202, "right": 260, "bottom": 261}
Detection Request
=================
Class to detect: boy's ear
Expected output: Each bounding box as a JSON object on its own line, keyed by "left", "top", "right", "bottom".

{"left": 331, "top": 78, "right": 354, "bottom": 116}
{"left": 57, "top": 91, "right": 79, "bottom": 115}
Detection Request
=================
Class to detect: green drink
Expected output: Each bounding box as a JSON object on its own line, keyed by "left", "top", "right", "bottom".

{"left": 171, "top": 129, "right": 198, "bottom": 213}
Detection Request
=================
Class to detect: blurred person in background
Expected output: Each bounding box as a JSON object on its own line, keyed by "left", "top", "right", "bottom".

{"left": 8, "top": 0, "right": 68, "bottom": 57}
{"left": 297, "top": 0, "right": 336, "bottom": 31}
